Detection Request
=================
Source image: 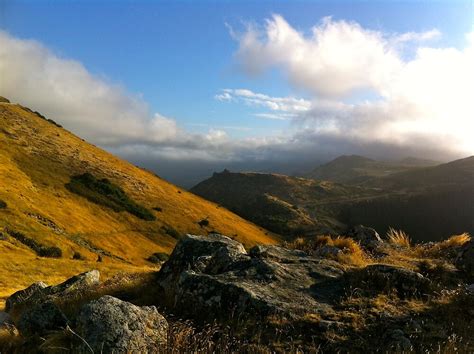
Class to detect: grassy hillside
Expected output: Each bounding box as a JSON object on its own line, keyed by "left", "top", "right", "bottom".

{"left": 305, "top": 155, "right": 439, "bottom": 184}
{"left": 0, "top": 102, "right": 277, "bottom": 305}
{"left": 192, "top": 158, "right": 474, "bottom": 242}
{"left": 191, "top": 170, "right": 377, "bottom": 237}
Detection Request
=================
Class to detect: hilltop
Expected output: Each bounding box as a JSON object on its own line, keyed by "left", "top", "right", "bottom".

{"left": 0, "top": 100, "right": 277, "bottom": 305}
{"left": 305, "top": 154, "right": 440, "bottom": 184}
{"left": 192, "top": 157, "right": 474, "bottom": 242}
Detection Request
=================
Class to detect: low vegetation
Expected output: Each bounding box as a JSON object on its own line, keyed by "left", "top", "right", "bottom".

{"left": 387, "top": 227, "right": 411, "bottom": 247}
{"left": 65, "top": 173, "right": 156, "bottom": 221}
{"left": 0, "top": 200, "right": 6, "bottom": 209}
{"left": 147, "top": 252, "right": 169, "bottom": 264}
{"left": 5, "top": 228, "right": 62, "bottom": 258}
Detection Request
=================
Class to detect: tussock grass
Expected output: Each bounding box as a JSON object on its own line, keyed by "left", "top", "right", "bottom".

{"left": 387, "top": 228, "right": 411, "bottom": 248}
{"left": 286, "top": 235, "right": 369, "bottom": 266}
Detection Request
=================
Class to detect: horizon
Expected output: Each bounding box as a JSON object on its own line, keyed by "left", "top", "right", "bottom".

{"left": 0, "top": 0, "right": 473, "bottom": 186}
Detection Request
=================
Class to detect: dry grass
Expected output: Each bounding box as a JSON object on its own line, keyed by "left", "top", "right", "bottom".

{"left": 386, "top": 228, "right": 411, "bottom": 248}
{"left": 286, "top": 235, "right": 369, "bottom": 266}
{"left": 0, "top": 102, "right": 279, "bottom": 306}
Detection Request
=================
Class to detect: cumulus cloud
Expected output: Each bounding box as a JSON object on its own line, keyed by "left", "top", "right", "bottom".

{"left": 0, "top": 31, "right": 180, "bottom": 146}
{"left": 230, "top": 15, "right": 474, "bottom": 156}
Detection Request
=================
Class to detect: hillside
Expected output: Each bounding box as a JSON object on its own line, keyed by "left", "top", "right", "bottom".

{"left": 305, "top": 155, "right": 439, "bottom": 184}
{"left": 192, "top": 157, "right": 474, "bottom": 242}
{"left": 0, "top": 101, "right": 277, "bottom": 304}
{"left": 191, "top": 170, "right": 378, "bottom": 237}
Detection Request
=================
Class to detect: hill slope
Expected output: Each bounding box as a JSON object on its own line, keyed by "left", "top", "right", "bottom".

{"left": 192, "top": 157, "right": 474, "bottom": 242}
{"left": 0, "top": 101, "right": 277, "bottom": 303}
{"left": 191, "top": 170, "right": 377, "bottom": 237}
{"left": 305, "top": 155, "right": 439, "bottom": 184}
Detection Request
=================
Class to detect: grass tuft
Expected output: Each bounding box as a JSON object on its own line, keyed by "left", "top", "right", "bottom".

{"left": 386, "top": 228, "right": 411, "bottom": 248}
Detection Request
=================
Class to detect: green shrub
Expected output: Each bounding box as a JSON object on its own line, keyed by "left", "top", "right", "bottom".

{"left": 65, "top": 173, "right": 155, "bottom": 221}
{"left": 162, "top": 225, "right": 181, "bottom": 239}
{"left": 147, "top": 252, "right": 169, "bottom": 264}
{"left": 72, "top": 251, "right": 85, "bottom": 260}
{"left": 0, "top": 200, "right": 6, "bottom": 209}
{"left": 198, "top": 218, "right": 210, "bottom": 227}
{"left": 6, "top": 228, "right": 62, "bottom": 258}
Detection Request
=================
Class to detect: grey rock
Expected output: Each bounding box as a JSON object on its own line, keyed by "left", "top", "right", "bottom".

{"left": 156, "top": 234, "right": 346, "bottom": 321}
{"left": 467, "top": 284, "right": 474, "bottom": 295}
{"left": 5, "top": 281, "right": 48, "bottom": 313}
{"left": 77, "top": 295, "right": 168, "bottom": 352}
{"left": 347, "top": 225, "right": 383, "bottom": 250}
{"left": 388, "top": 329, "right": 412, "bottom": 351}
{"left": 456, "top": 240, "right": 474, "bottom": 278}
{"left": 17, "top": 301, "right": 68, "bottom": 336}
{"left": 314, "top": 245, "right": 342, "bottom": 258}
{"left": 0, "top": 312, "right": 12, "bottom": 327}
{"left": 48, "top": 269, "right": 100, "bottom": 296}
{"left": 351, "top": 264, "right": 431, "bottom": 298}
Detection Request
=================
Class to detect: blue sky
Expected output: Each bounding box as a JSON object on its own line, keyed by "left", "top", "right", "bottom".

{"left": 0, "top": 1, "right": 473, "bottom": 185}
{"left": 2, "top": 1, "right": 472, "bottom": 138}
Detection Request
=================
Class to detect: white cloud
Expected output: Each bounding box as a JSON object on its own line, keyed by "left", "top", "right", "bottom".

{"left": 231, "top": 15, "right": 474, "bottom": 156}
{"left": 0, "top": 31, "right": 180, "bottom": 147}
{"left": 215, "top": 88, "right": 311, "bottom": 120}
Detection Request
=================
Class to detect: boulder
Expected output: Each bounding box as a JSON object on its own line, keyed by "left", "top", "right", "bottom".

{"left": 156, "top": 234, "right": 346, "bottom": 321}
{"left": 5, "top": 270, "right": 100, "bottom": 313}
{"left": 17, "top": 301, "right": 68, "bottom": 336}
{"left": 456, "top": 240, "right": 474, "bottom": 278}
{"left": 5, "top": 281, "right": 48, "bottom": 313}
{"left": 0, "top": 311, "right": 12, "bottom": 327}
{"left": 351, "top": 264, "right": 431, "bottom": 298}
{"left": 77, "top": 296, "right": 168, "bottom": 352}
{"left": 347, "top": 225, "right": 383, "bottom": 250}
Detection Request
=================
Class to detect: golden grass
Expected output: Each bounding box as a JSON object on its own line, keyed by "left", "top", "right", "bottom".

{"left": 286, "top": 235, "right": 369, "bottom": 266}
{"left": 386, "top": 227, "right": 411, "bottom": 248}
{"left": 0, "top": 102, "right": 279, "bottom": 304}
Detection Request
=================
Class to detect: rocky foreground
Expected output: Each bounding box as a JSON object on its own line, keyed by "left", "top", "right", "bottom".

{"left": 1, "top": 229, "right": 473, "bottom": 353}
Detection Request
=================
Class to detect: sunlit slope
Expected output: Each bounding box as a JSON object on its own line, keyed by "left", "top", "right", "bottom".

{"left": 0, "top": 102, "right": 277, "bottom": 299}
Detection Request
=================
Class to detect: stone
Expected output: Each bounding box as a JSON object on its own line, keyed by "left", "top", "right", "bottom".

{"left": 456, "top": 240, "right": 474, "bottom": 278}
{"left": 388, "top": 329, "right": 412, "bottom": 351}
{"left": 77, "top": 296, "right": 168, "bottom": 352}
{"left": 48, "top": 269, "right": 100, "bottom": 296}
{"left": 347, "top": 225, "right": 383, "bottom": 250}
{"left": 156, "top": 234, "right": 346, "bottom": 322}
{"left": 5, "top": 281, "right": 48, "bottom": 313}
{"left": 17, "top": 301, "right": 68, "bottom": 336}
{"left": 351, "top": 264, "right": 431, "bottom": 298}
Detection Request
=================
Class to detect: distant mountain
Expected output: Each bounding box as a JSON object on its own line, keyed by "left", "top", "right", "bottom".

{"left": 0, "top": 100, "right": 277, "bottom": 303}
{"left": 192, "top": 157, "right": 474, "bottom": 242}
{"left": 305, "top": 154, "right": 440, "bottom": 184}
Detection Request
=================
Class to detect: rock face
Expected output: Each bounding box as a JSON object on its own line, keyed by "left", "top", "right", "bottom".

{"left": 17, "top": 301, "right": 68, "bottom": 336}
{"left": 347, "top": 225, "right": 383, "bottom": 249}
{"left": 457, "top": 240, "right": 474, "bottom": 278}
{"left": 5, "top": 270, "right": 99, "bottom": 313}
{"left": 77, "top": 296, "right": 168, "bottom": 352}
{"left": 5, "top": 281, "right": 48, "bottom": 313}
{"left": 156, "top": 234, "right": 346, "bottom": 321}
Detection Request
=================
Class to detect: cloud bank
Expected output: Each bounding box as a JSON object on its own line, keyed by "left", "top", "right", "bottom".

{"left": 229, "top": 15, "right": 474, "bottom": 156}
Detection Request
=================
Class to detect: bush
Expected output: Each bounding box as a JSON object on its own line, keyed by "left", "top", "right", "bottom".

{"left": 387, "top": 228, "right": 411, "bottom": 248}
{"left": 147, "top": 252, "right": 169, "bottom": 264}
{"left": 162, "top": 225, "right": 181, "bottom": 239}
{"left": 65, "top": 173, "right": 155, "bottom": 221}
{"left": 153, "top": 207, "right": 163, "bottom": 212}
{"left": 6, "top": 228, "right": 62, "bottom": 258}
{"left": 72, "top": 251, "right": 85, "bottom": 260}
{"left": 198, "top": 218, "right": 210, "bottom": 227}
{"left": 0, "top": 200, "right": 6, "bottom": 209}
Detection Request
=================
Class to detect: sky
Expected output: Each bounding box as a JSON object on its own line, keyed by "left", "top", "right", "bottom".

{"left": 0, "top": 0, "right": 473, "bottom": 186}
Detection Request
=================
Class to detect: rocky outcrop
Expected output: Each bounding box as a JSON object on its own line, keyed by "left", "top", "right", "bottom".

{"left": 5, "top": 281, "right": 48, "bottom": 313}
{"left": 347, "top": 225, "right": 383, "bottom": 250}
{"left": 5, "top": 270, "right": 99, "bottom": 313}
{"left": 17, "top": 301, "right": 68, "bottom": 336}
{"left": 457, "top": 240, "right": 474, "bottom": 278}
{"left": 156, "top": 233, "right": 346, "bottom": 321}
{"left": 0, "top": 96, "right": 10, "bottom": 103}
{"left": 77, "top": 296, "right": 168, "bottom": 352}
